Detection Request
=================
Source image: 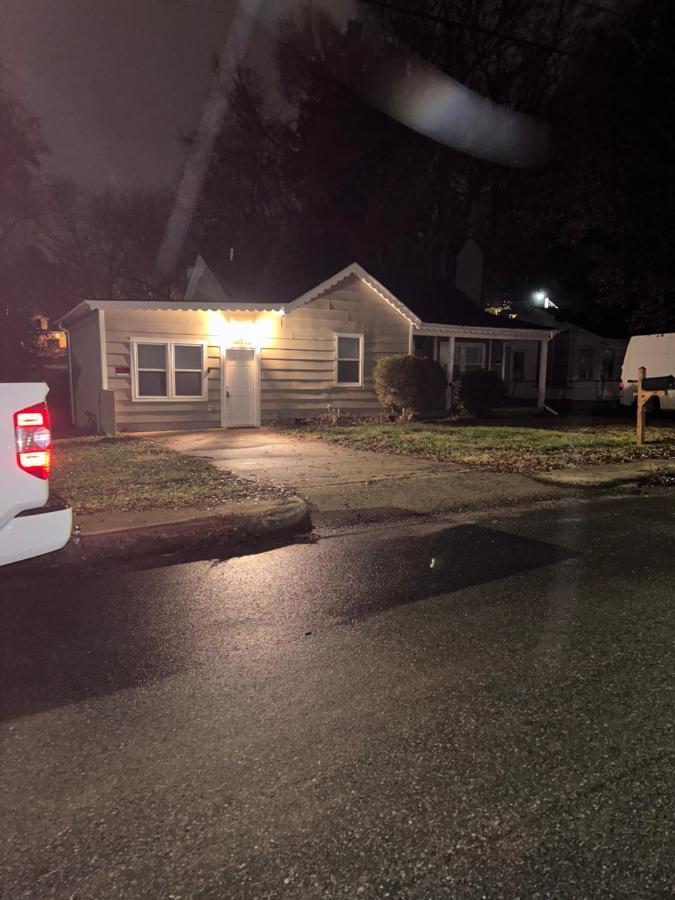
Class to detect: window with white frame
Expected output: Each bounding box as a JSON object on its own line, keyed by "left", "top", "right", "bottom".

{"left": 453, "top": 342, "right": 486, "bottom": 379}
{"left": 133, "top": 340, "right": 207, "bottom": 400}
{"left": 335, "top": 334, "right": 363, "bottom": 385}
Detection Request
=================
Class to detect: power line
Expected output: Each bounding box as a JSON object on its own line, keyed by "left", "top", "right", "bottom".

{"left": 357, "top": 0, "right": 595, "bottom": 58}
{"left": 578, "top": 0, "right": 623, "bottom": 15}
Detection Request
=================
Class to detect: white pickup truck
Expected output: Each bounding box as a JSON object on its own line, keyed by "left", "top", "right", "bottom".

{"left": 1, "top": 382, "right": 72, "bottom": 566}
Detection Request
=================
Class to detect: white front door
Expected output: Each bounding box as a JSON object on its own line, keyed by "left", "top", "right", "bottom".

{"left": 223, "top": 348, "right": 258, "bottom": 427}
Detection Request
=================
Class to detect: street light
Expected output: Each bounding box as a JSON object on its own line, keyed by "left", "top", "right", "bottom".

{"left": 532, "top": 290, "right": 558, "bottom": 309}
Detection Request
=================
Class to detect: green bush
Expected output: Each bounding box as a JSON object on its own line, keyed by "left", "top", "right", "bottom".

{"left": 458, "top": 369, "right": 505, "bottom": 416}
{"left": 374, "top": 354, "right": 447, "bottom": 419}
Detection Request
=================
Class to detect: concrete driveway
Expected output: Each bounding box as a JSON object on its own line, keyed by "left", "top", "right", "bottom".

{"left": 156, "top": 428, "right": 565, "bottom": 523}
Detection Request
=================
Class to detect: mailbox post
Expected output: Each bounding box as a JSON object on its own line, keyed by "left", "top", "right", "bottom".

{"left": 636, "top": 367, "right": 675, "bottom": 445}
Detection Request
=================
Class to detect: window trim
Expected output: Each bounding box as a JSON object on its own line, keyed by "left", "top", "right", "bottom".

{"left": 455, "top": 341, "right": 486, "bottom": 376}
{"left": 335, "top": 333, "right": 364, "bottom": 387}
{"left": 131, "top": 338, "right": 208, "bottom": 402}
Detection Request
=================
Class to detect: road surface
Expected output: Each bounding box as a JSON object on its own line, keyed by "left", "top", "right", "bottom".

{"left": 1, "top": 490, "right": 673, "bottom": 898}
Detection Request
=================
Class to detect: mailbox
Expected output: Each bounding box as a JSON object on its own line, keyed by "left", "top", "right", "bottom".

{"left": 641, "top": 375, "right": 675, "bottom": 391}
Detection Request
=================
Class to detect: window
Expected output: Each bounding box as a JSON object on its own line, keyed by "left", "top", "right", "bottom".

{"left": 137, "top": 343, "right": 168, "bottom": 397}
{"left": 336, "top": 334, "right": 363, "bottom": 385}
{"left": 454, "top": 342, "right": 486, "bottom": 379}
{"left": 174, "top": 344, "right": 204, "bottom": 397}
{"left": 133, "top": 340, "right": 206, "bottom": 400}
{"left": 578, "top": 346, "right": 595, "bottom": 380}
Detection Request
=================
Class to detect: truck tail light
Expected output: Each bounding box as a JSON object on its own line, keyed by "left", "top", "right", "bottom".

{"left": 14, "top": 402, "right": 52, "bottom": 479}
{"left": 618, "top": 379, "right": 624, "bottom": 392}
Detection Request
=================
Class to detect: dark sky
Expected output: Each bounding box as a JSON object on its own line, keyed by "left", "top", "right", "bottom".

{"left": 2, "top": 0, "right": 620, "bottom": 190}
{"left": 1, "top": 0, "right": 349, "bottom": 189}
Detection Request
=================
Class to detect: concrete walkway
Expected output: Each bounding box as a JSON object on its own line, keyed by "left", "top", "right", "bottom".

{"left": 156, "top": 428, "right": 567, "bottom": 523}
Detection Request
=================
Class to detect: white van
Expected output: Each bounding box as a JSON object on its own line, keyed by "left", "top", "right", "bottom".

{"left": 619, "top": 333, "right": 675, "bottom": 411}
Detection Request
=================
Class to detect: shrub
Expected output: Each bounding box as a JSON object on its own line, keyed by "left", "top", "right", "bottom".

{"left": 458, "top": 369, "right": 505, "bottom": 416}
{"left": 374, "top": 354, "right": 447, "bottom": 419}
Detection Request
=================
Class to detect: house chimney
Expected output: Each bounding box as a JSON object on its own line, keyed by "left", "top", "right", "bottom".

{"left": 455, "top": 238, "right": 484, "bottom": 305}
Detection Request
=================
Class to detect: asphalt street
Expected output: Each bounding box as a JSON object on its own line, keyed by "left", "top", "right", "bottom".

{"left": 1, "top": 490, "right": 674, "bottom": 899}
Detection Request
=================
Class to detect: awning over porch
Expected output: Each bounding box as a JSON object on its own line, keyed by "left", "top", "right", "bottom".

{"left": 414, "top": 322, "right": 556, "bottom": 409}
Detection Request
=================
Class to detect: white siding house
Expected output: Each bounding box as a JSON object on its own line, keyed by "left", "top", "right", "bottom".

{"left": 61, "top": 260, "right": 555, "bottom": 433}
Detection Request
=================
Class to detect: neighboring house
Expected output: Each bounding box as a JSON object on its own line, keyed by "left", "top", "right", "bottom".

{"left": 60, "top": 258, "right": 555, "bottom": 433}
{"left": 490, "top": 303, "right": 627, "bottom": 404}
{"left": 32, "top": 315, "right": 68, "bottom": 364}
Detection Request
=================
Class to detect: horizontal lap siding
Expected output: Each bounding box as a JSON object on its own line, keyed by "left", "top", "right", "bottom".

{"left": 260, "top": 274, "right": 409, "bottom": 421}
{"left": 104, "top": 309, "right": 222, "bottom": 432}
{"left": 101, "top": 275, "right": 410, "bottom": 429}
{"left": 70, "top": 311, "right": 102, "bottom": 428}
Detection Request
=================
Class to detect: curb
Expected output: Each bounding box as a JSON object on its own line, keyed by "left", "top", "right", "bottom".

{"left": 529, "top": 462, "right": 675, "bottom": 489}
{"left": 10, "top": 498, "right": 312, "bottom": 573}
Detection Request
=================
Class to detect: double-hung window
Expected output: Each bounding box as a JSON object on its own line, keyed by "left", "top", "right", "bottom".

{"left": 453, "top": 342, "right": 486, "bottom": 379}
{"left": 335, "top": 334, "right": 363, "bottom": 386}
{"left": 133, "top": 340, "right": 207, "bottom": 400}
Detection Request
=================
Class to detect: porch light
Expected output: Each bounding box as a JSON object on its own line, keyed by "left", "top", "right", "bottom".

{"left": 210, "top": 310, "right": 283, "bottom": 350}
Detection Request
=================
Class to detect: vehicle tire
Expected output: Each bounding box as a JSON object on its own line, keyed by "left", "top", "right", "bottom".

{"left": 645, "top": 396, "right": 660, "bottom": 416}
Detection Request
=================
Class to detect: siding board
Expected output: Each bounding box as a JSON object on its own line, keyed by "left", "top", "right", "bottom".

{"left": 260, "top": 274, "right": 408, "bottom": 421}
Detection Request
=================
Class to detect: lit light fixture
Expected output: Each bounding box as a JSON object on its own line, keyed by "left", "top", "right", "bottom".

{"left": 208, "top": 309, "right": 284, "bottom": 350}
{"left": 532, "top": 289, "right": 558, "bottom": 310}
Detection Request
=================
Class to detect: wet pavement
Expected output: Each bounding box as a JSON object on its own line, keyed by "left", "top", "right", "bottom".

{"left": 1, "top": 490, "right": 674, "bottom": 898}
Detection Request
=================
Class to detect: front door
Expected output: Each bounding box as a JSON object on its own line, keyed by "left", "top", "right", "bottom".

{"left": 223, "top": 348, "right": 257, "bottom": 427}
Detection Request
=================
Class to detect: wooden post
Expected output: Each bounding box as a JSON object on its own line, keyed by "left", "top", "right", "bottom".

{"left": 537, "top": 339, "right": 549, "bottom": 409}
{"left": 636, "top": 366, "right": 646, "bottom": 446}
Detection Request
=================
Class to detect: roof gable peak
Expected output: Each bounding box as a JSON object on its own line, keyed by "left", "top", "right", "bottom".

{"left": 288, "top": 262, "right": 421, "bottom": 326}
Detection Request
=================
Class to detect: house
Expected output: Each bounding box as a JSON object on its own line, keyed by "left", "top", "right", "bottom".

{"left": 60, "top": 259, "right": 555, "bottom": 433}
{"left": 31, "top": 315, "right": 68, "bottom": 370}
{"left": 487, "top": 300, "right": 627, "bottom": 404}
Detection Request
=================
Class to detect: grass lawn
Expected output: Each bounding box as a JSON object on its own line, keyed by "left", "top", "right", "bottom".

{"left": 51, "top": 436, "right": 279, "bottom": 515}
{"left": 284, "top": 420, "right": 675, "bottom": 473}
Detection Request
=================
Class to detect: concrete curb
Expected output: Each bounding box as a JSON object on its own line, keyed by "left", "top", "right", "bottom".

{"left": 530, "top": 460, "right": 675, "bottom": 488}
{"left": 12, "top": 498, "right": 312, "bottom": 573}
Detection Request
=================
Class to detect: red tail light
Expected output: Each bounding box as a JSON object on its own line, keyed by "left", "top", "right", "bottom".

{"left": 14, "top": 402, "right": 52, "bottom": 479}
{"left": 618, "top": 379, "right": 624, "bottom": 392}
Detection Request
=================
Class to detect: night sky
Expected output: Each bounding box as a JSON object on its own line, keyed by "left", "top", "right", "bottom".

{"left": 1, "top": 0, "right": 352, "bottom": 189}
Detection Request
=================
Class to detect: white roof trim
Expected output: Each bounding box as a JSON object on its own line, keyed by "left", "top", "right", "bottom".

{"left": 60, "top": 298, "right": 284, "bottom": 325}
{"left": 417, "top": 322, "right": 556, "bottom": 341}
{"left": 287, "top": 262, "right": 422, "bottom": 326}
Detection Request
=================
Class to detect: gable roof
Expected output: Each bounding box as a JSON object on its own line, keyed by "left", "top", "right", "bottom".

{"left": 60, "top": 257, "right": 553, "bottom": 341}
{"left": 185, "top": 255, "right": 233, "bottom": 302}
{"left": 286, "top": 262, "right": 422, "bottom": 327}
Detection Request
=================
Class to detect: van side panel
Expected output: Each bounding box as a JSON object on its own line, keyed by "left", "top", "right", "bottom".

{"left": 620, "top": 333, "right": 675, "bottom": 409}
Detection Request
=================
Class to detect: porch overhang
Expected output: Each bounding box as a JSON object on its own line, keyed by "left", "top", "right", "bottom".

{"left": 415, "top": 322, "right": 557, "bottom": 342}
{"left": 60, "top": 298, "right": 285, "bottom": 328}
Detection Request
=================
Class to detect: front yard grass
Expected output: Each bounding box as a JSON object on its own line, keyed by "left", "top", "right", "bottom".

{"left": 52, "top": 436, "right": 280, "bottom": 515}
{"left": 284, "top": 421, "right": 675, "bottom": 473}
